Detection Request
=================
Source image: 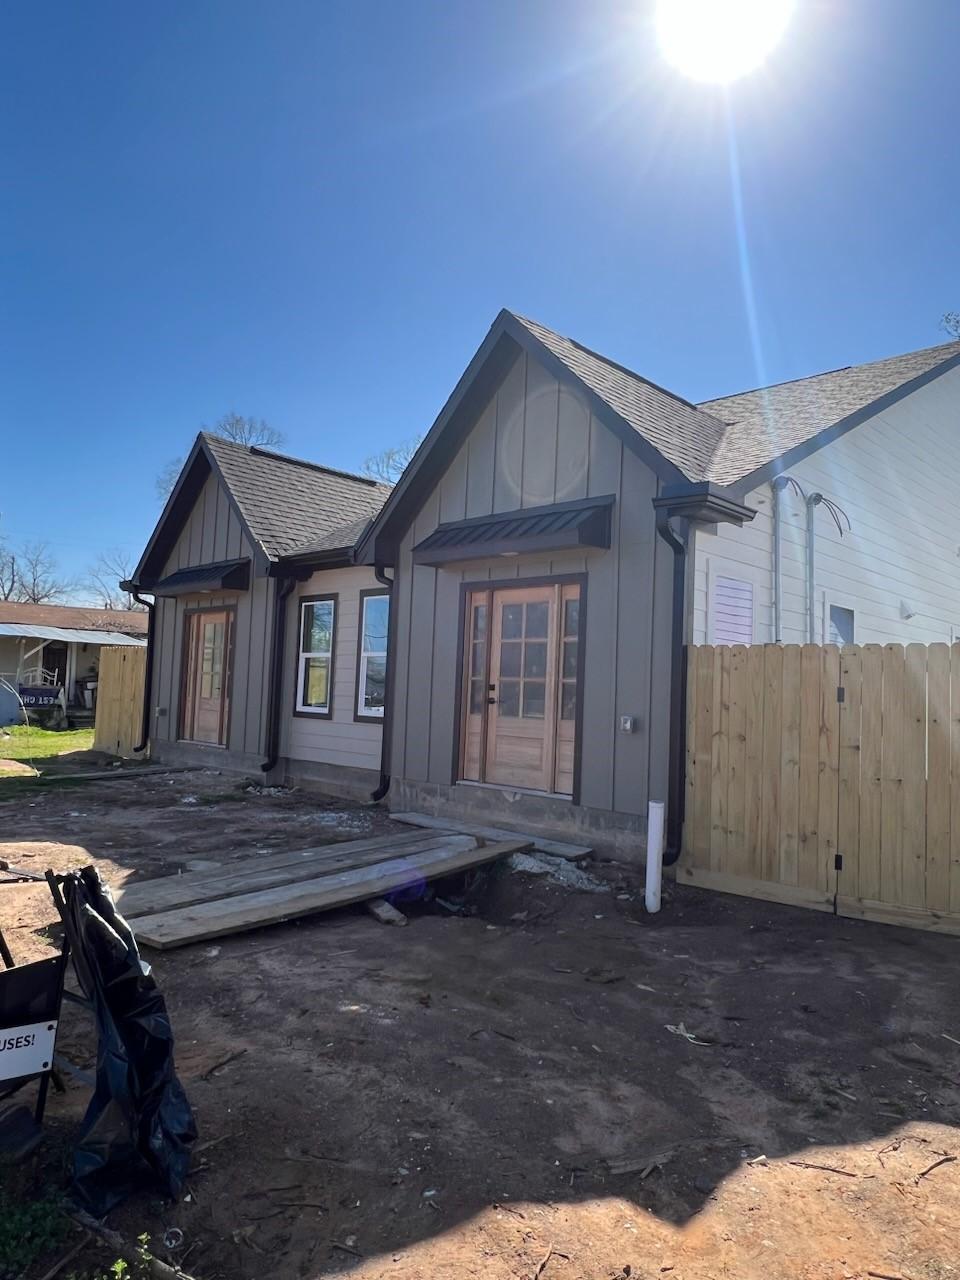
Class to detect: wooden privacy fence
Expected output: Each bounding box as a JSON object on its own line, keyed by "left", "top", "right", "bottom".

{"left": 93, "top": 646, "right": 147, "bottom": 759}
{"left": 681, "top": 643, "right": 960, "bottom": 937}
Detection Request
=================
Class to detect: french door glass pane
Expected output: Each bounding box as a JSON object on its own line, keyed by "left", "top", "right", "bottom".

{"left": 499, "top": 643, "right": 521, "bottom": 678}
{"left": 524, "top": 641, "right": 547, "bottom": 678}
{"left": 502, "top": 604, "right": 523, "bottom": 640}
{"left": 562, "top": 640, "right": 578, "bottom": 679}
{"left": 525, "top": 602, "right": 549, "bottom": 638}
{"left": 469, "top": 679, "right": 486, "bottom": 714}
{"left": 560, "top": 682, "right": 577, "bottom": 720}
{"left": 498, "top": 680, "right": 520, "bottom": 717}
{"left": 522, "top": 681, "right": 546, "bottom": 718}
{"left": 563, "top": 598, "right": 579, "bottom": 637}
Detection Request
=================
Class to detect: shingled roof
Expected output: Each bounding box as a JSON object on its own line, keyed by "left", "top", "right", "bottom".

{"left": 512, "top": 315, "right": 960, "bottom": 489}
{"left": 699, "top": 339, "right": 960, "bottom": 485}
{"left": 203, "top": 434, "right": 392, "bottom": 560}
{"left": 513, "top": 315, "right": 730, "bottom": 483}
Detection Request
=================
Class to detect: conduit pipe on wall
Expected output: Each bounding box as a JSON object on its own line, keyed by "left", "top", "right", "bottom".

{"left": 805, "top": 492, "right": 851, "bottom": 642}
{"left": 771, "top": 475, "right": 805, "bottom": 644}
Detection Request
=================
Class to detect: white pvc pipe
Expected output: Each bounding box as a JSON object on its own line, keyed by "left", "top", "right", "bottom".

{"left": 645, "top": 800, "right": 665, "bottom": 914}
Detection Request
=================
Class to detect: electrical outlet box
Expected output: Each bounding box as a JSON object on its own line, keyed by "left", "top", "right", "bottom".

{"left": 619, "top": 715, "right": 637, "bottom": 734}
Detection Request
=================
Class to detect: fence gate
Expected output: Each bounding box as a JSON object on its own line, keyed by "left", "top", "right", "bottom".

{"left": 93, "top": 646, "right": 147, "bottom": 759}
{"left": 680, "top": 643, "right": 960, "bottom": 937}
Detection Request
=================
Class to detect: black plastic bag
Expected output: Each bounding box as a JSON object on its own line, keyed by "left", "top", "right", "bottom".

{"left": 60, "top": 866, "right": 196, "bottom": 1215}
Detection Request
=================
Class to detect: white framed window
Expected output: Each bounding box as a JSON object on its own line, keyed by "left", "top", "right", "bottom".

{"left": 356, "top": 591, "right": 389, "bottom": 720}
{"left": 828, "top": 603, "right": 855, "bottom": 646}
{"left": 708, "top": 571, "right": 755, "bottom": 645}
{"left": 296, "top": 596, "right": 336, "bottom": 716}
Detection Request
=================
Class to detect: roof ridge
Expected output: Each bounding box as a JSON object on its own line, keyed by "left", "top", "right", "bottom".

{"left": 700, "top": 338, "right": 960, "bottom": 408}
{"left": 201, "top": 432, "right": 387, "bottom": 489}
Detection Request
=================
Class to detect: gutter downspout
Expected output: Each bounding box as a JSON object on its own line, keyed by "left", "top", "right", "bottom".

{"left": 261, "top": 576, "right": 297, "bottom": 774}
{"left": 805, "top": 493, "right": 823, "bottom": 643}
{"left": 130, "top": 588, "right": 155, "bottom": 754}
{"left": 371, "top": 563, "right": 395, "bottom": 803}
{"left": 654, "top": 508, "right": 689, "bottom": 866}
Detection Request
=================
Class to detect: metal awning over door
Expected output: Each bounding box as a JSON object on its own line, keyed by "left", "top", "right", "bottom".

{"left": 412, "top": 496, "right": 614, "bottom": 567}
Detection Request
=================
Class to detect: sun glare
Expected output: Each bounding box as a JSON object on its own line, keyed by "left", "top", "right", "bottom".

{"left": 655, "top": 0, "right": 795, "bottom": 84}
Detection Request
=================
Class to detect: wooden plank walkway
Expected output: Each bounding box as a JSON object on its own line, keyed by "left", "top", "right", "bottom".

{"left": 116, "top": 829, "right": 448, "bottom": 918}
{"left": 129, "top": 838, "right": 531, "bottom": 950}
{"left": 390, "top": 812, "right": 591, "bottom": 860}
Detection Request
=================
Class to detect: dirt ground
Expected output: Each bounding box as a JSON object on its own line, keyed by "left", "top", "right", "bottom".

{"left": 1, "top": 768, "right": 959, "bottom": 1280}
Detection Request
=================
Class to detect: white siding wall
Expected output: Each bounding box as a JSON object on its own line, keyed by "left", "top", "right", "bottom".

{"left": 693, "top": 364, "right": 960, "bottom": 646}
{"left": 279, "top": 565, "right": 384, "bottom": 772}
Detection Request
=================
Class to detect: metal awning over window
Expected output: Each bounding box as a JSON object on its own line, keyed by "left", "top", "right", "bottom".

{"left": 151, "top": 558, "right": 251, "bottom": 597}
{"left": 412, "top": 495, "right": 615, "bottom": 567}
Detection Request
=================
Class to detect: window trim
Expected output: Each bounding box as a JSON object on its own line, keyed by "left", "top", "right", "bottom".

{"left": 706, "top": 559, "right": 757, "bottom": 646}
{"left": 354, "top": 588, "right": 390, "bottom": 722}
{"left": 293, "top": 593, "right": 338, "bottom": 719}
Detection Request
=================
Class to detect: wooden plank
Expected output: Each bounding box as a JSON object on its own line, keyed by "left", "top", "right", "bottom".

{"left": 901, "top": 644, "right": 927, "bottom": 908}
{"left": 133, "top": 839, "right": 533, "bottom": 950}
{"left": 952, "top": 643, "right": 960, "bottom": 916}
{"left": 837, "top": 646, "right": 862, "bottom": 900}
{"left": 679, "top": 864, "right": 835, "bottom": 913}
{"left": 118, "top": 832, "right": 465, "bottom": 918}
{"left": 880, "top": 644, "right": 905, "bottom": 907}
{"left": 743, "top": 645, "right": 764, "bottom": 879}
{"left": 816, "top": 646, "right": 841, "bottom": 894}
{"left": 926, "top": 644, "right": 951, "bottom": 914}
{"left": 760, "top": 645, "right": 783, "bottom": 883}
{"left": 389, "top": 812, "right": 592, "bottom": 860}
{"left": 725, "top": 646, "right": 748, "bottom": 876}
{"left": 797, "top": 644, "right": 822, "bottom": 889}
{"left": 691, "top": 645, "right": 715, "bottom": 867}
{"left": 836, "top": 896, "right": 960, "bottom": 940}
{"left": 779, "top": 645, "right": 802, "bottom": 887}
{"left": 709, "top": 646, "right": 729, "bottom": 872}
{"left": 858, "top": 645, "right": 883, "bottom": 903}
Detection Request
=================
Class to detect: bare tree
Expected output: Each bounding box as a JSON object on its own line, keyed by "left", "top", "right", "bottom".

{"left": 0, "top": 540, "right": 16, "bottom": 600}
{"left": 942, "top": 313, "right": 960, "bottom": 338}
{"left": 157, "top": 413, "right": 287, "bottom": 499}
{"left": 84, "top": 549, "right": 145, "bottom": 611}
{"left": 12, "top": 542, "right": 73, "bottom": 604}
{"left": 360, "top": 438, "right": 420, "bottom": 484}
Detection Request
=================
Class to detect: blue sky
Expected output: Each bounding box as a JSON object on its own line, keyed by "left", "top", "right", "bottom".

{"left": 2, "top": 1, "right": 957, "bottom": 591}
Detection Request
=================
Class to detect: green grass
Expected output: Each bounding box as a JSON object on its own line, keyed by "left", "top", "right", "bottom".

{"left": 0, "top": 725, "right": 95, "bottom": 765}
{"left": 0, "top": 1185, "right": 68, "bottom": 1275}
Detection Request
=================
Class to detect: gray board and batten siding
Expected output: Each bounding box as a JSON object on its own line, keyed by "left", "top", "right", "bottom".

{"left": 385, "top": 343, "right": 676, "bottom": 855}
{"left": 150, "top": 468, "right": 275, "bottom": 769}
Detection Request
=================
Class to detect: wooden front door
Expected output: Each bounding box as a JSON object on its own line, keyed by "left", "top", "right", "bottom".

{"left": 180, "top": 609, "right": 233, "bottom": 745}
{"left": 460, "top": 582, "right": 581, "bottom": 796}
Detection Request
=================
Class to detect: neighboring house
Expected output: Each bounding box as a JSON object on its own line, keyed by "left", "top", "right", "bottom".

{"left": 125, "top": 433, "right": 392, "bottom": 796}
{"left": 359, "top": 311, "right": 960, "bottom": 857}
{"left": 0, "top": 602, "right": 147, "bottom": 726}
{"left": 128, "top": 313, "right": 960, "bottom": 859}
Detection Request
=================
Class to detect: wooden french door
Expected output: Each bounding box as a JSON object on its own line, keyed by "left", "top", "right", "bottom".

{"left": 180, "top": 609, "right": 233, "bottom": 746}
{"left": 460, "top": 582, "right": 581, "bottom": 796}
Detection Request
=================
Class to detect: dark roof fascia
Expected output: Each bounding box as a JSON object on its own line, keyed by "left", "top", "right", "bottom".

{"left": 272, "top": 547, "right": 355, "bottom": 577}
{"left": 412, "top": 494, "right": 615, "bottom": 567}
{"left": 652, "top": 483, "right": 756, "bottom": 526}
{"left": 499, "top": 312, "right": 691, "bottom": 488}
{"left": 357, "top": 309, "right": 690, "bottom": 566}
{"left": 129, "top": 434, "right": 211, "bottom": 586}
{"left": 130, "top": 434, "right": 274, "bottom": 588}
{"left": 356, "top": 316, "right": 521, "bottom": 565}
{"left": 200, "top": 435, "right": 275, "bottom": 576}
{"left": 724, "top": 350, "right": 960, "bottom": 498}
